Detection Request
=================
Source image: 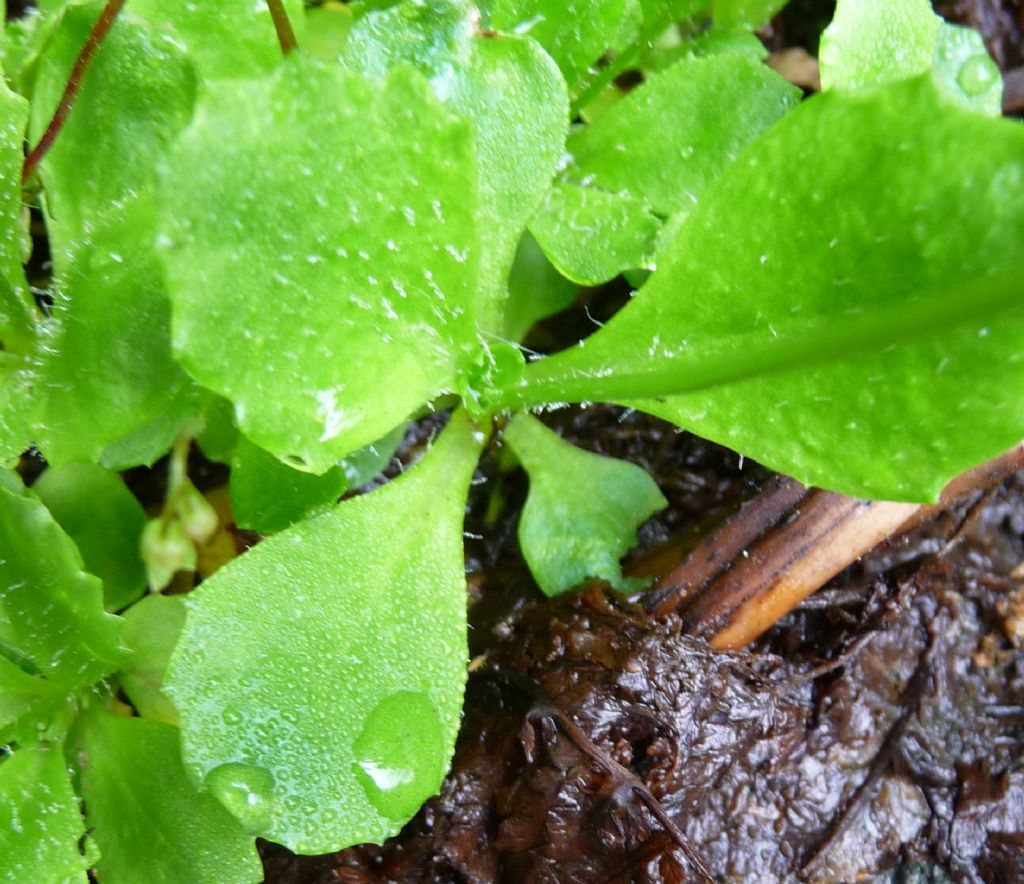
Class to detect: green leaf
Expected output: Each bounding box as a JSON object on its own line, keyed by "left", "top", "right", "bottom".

{"left": 339, "top": 0, "right": 568, "bottom": 332}
{"left": 0, "top": 80, "right": 28, "bottom": 308}
{"left": 26, "top": 5, "right": 199, "bottom": 465}
{"left": 32, "top": 464, "right": 147, "bottom": 612}
{"left": 0, "top": 77, "right": 34, "bottom": 468}
{"left": 713, "top": 0, "right": 787, "bottom": 30}
{"left": 641, "top": 23, "right": 767, "bottom": 76}
{"left": 505, "top": 77, "right": 1024, "bottom": 501}
{"left": 504, "top": 413, "right": 665, "bottom": 596}
{"left": 159, "top": 57, "right": 481, "bottom": 473}
{"left": 820, "top": 0, "right": 1003, "bottom": 116}
{"left": 0, "top": 474, "right": 124, "bottom": 687}
{"left": 99, "top": 382, "right": 210, "bottom": 471}
{"left": 0, "top": 655, "right": 69, "bottom": 745}
{"left": 0, "top": 745, "right": 88, "bottom": 883}
{"left": 565, "top": 51, "right": 800, "bottom": 216}
{"left": 504, "top": 231, "right": 579, "bottom": 342}
{"left": 166, "top": 411, "right": 485, "bottom": 852}
{"left": 529, "top": 183, "right": 662, "bottom": 285}
{"left": 931, "top": 24, "right": 1002, "bottom": 117}
{"left": 341, "top": 423, "right": 406, "bottom": 488}
{"left": 127, "top": 0, "right": 305, "bottom": 81}
{"left": 0, "top": 364, "right": 33, "bottom": 470}
{"left": 304, "top": 2, "right": 355, "bottom": 62}
{"left": 33, "top": 195, "right": 198, "bottom": 466}
{"left": 119, "top": 594, "right": 186, "bottom": 725}
{"left": 28, "top": 2, "right": 198, "bottom": 255}
{"left": 820, "top": 0, "right": 939, "bottom": 93}
{"left": 639, "top": 0, "right": 708, "bottom": 25}
{"left": 230, "top": 435, "right": 347, "bottom": 535}
{"left": 80, "top": 711, "right": 261, "bottom": 884}
{"left": 194, "top": 396, "right": 240, "bottom": 466}
{"left": 491, "top": 0, "right": 636, "bottom": 93}
{"left": 3, "top": 5, "right": 64, "bottom": 96}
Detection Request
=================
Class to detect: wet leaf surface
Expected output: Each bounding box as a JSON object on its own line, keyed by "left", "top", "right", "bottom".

{"left": 80, "top": 711, "right": 262, "bottom": 884}
{"left": 0, "top": 745, "right": 88, "bottom": 883}
{"left": 0, "top": 472, "right": 124, "bottom": 689}
{"left": 504, "top": 413, "right": 667, "bottom": 596}
{"left": 564, "top": 51, "right": 799, "bottom": 216}
{"left": 167, "top": 412, "right": 486, "bottom": 853}
{"left": 340, "top": 0, "right": 568, "bottom": 332}
{"left": 520, "top": 77, "right": 1024, "bottom": 500}
{"left": 160, "top": 58, "right": 481, "bottom": 472}
{"left": 32, "top": 462, "right": 148, "bottom": 612}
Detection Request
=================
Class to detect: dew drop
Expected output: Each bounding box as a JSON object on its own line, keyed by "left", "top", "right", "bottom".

{"left": 957, "top": 54, "right": 998, "bottom": 97}
{"left": 204, "top": 762, "right": 277, "bottom": 833}
{"left": 352, "top": 691, "right": 444, "bottom": 821}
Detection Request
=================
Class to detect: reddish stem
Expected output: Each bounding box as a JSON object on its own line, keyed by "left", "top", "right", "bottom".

{"left": 22, "top": 0, "right": 127, "bottom": 184}
{"left": 265, "top": 0, "right": 298, "bottom": 55}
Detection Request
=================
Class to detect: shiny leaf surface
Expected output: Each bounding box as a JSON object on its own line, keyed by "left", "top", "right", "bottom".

{"left": 529, "top": 183, "right": 662, "bottom": 285}
{"left": 32, "top": 463, "right": 147, "bottom": 612}
{"left": 565, "top": 51, "right": 799, "bottom": 216}
{"left": 507, "top": 78, "right": 1024, "bottom": 500}
{"left": 166, "top": 412, "right": 485, "bottom": 852}
{"left": 80, "top": 711, "right": 262, "bottom": 884}
{"left": 0, "top": 473, "right": 124, "bottom": 688}
{"left": 230, "top": 435, "right": 347, "bottom": 535}
{"left": 0, "top": 746, "right": 88, "bottom": 883}
{"left": 119, "top": 593, "right": 186, "bottom": 725}
{"left": 340, "top": 0, "right": 568, "bottom": 331}
{"left": 820, "top": 0, "right": 1003, "bottom": 116}
{"left": 505, "top": 413, "right": 666, "bottom": 595}
{"left": 160, "top": 57, "right": 481, "bottom": 473}
{"left": 491, "top": 0, "right": 635, "bottom": 92}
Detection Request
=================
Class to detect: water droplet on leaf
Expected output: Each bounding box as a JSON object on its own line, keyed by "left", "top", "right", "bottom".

{"left": 957, "top": 55, "right": 998, "bottom": 97}
{"left": 352, "top": 691, "right": 444, "bottom": 820}
{"left": 204, "top": 762, "right": 277, "bottom": 833}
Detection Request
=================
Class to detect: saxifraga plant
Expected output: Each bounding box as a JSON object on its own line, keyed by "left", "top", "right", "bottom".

{"left": 0, "top": 0, "right": 1022, "bottom": 879}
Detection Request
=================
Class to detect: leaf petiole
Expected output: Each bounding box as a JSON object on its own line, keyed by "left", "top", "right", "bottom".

{"left": 485, "top": 270, "right": 1024, "bottom": 413}
{"left": 265, "top": 0, "right": 299, "bottom": 55}
{"left": 22, "top": 0, "right": 126, "bottom": 183}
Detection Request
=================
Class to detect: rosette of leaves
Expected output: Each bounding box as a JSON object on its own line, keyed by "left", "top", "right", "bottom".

{"left": 0, "top": 0, "right": 1022, "bottom": 875}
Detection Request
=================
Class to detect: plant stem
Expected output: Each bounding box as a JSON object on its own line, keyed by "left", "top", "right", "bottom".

{"left": 265, "top": 0, "right": 298, "bottom": 55}
{"left": 570, "top": 41, "right": 644, "bottom": 119}
{"left": 160, "top": 429, "right": 193, "bottom": 530}
{"left": 22, "top": 0, "right": 126, "bottom": 184}
{"left": 642, "top": 476, "right": 809, "bottom": 617}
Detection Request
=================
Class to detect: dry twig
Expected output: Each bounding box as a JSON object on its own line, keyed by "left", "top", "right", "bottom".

{"left": 644, "top": 444, "right": 1024, "bottom": 649}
